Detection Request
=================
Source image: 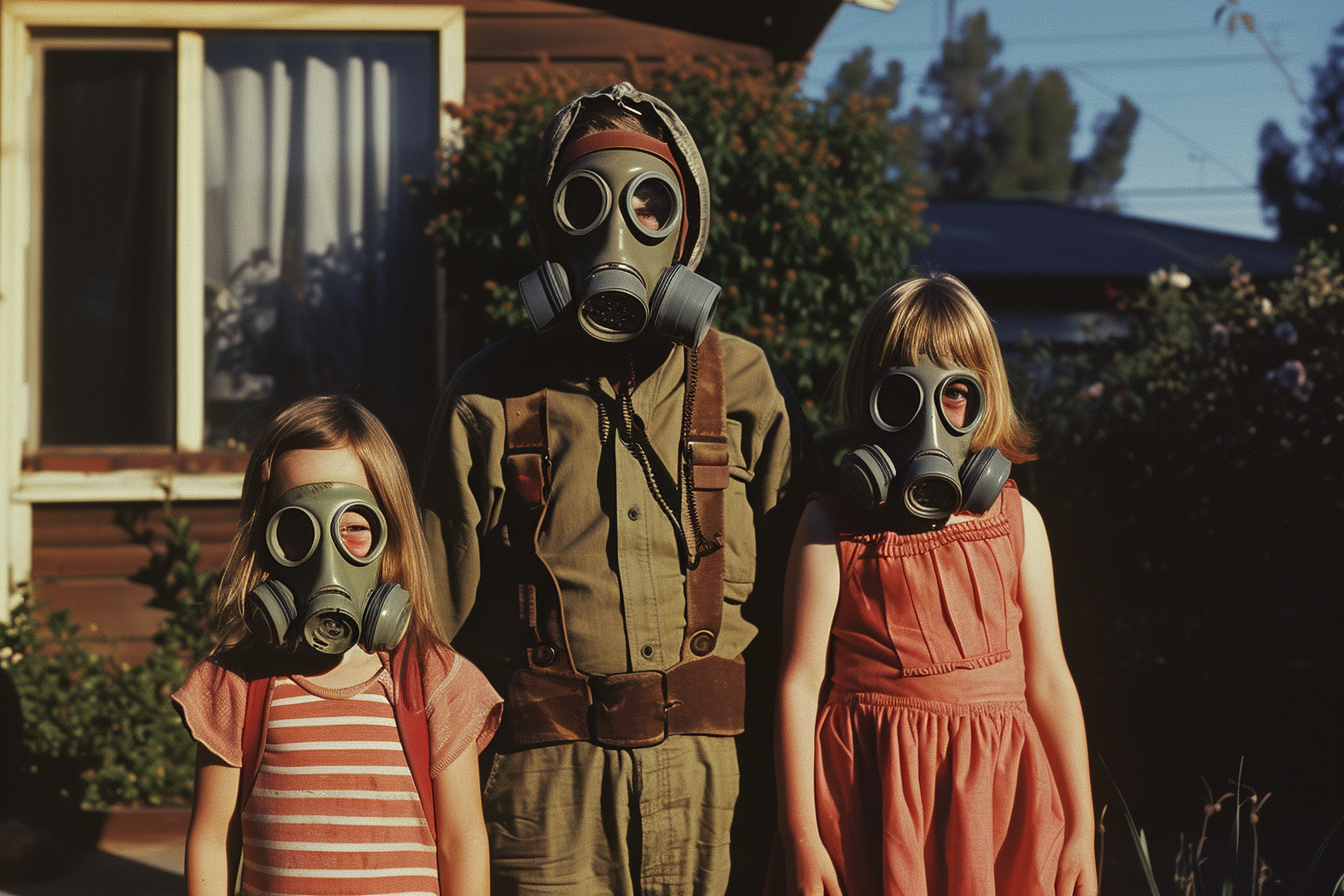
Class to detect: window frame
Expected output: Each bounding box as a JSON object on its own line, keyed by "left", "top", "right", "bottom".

{"left": 1, "top": 1, "right": 462, "bottom": 503}
{"left": 2, "top": 3, "right": 462, "bottom": 622}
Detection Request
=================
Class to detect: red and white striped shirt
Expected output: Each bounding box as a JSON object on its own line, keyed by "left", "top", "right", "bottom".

{"left": 241, "top": 674, "right": 436, "bottom": 894}
{"left": 174, "top": 644, "right": 502, "bottom": 896}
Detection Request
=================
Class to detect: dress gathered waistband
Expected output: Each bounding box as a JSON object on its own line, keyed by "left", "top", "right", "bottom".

{"left": 824, "top": 690, "right": 1029, "bottom": 716}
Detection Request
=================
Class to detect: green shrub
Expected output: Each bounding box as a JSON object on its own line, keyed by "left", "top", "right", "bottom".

{"left": 2, "top": 502, "right": 216, "bottom": 809}
{"left": 413, "top": 58, "right": 927, "bottom": 423}
{"left": 1007, "top": 240, "right": 1344, "bottom": 669}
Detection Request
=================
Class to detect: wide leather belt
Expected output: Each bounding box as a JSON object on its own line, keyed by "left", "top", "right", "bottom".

{"left": 502, "top": 653, "right": 746, "bottom": 749}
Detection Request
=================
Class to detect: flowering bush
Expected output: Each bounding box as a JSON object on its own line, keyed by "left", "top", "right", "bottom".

{"left": 1035, "top": 241, "right": 1342, "bottom": 480}
{"left": 1015, "top": 239, "right": 1344, "bottom": 669}
{"left": 412, "top": 59, "right": 926, "bottom": 422}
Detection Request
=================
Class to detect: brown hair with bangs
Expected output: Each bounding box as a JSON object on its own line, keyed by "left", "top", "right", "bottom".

{"left": 211, "top": 395, "right": 445, "bottom": 651}
{"left": 837, "top": 274, "right": 1036, "bottom": 463}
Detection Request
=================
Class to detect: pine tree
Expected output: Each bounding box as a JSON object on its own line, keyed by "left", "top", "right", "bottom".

{"left": 831, "top": 10, "right": 1139, "bottom": 206}
{"left": 1257, "top": 18, "right": 1344, "bottom": 251}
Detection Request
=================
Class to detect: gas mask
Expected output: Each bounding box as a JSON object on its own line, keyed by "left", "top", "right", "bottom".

{"left": 519, "top": 134, "right": 720, "bottom": 347}
{"left": 840, "top": 358, "right": 1012, "bottom": 531}
{"left": 245, "top": 482, "right": 411, "bottom": 654}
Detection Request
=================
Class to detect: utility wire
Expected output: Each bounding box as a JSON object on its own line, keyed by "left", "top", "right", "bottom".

{"left": 1061, "top": 66, "right": 1252, "bottom": 186}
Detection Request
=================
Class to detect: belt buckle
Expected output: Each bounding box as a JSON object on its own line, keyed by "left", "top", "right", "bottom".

{"left": 588, "top": 670, "right": 668, "bottom": 748}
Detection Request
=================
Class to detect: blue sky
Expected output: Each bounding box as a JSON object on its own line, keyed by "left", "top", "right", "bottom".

{"left": 801, "top": 0, "right": 1342, "bottom": 240}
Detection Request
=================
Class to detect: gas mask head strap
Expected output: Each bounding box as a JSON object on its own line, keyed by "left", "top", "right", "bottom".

{"left": 554, "top": 131, "right": 689, "bottom": 258}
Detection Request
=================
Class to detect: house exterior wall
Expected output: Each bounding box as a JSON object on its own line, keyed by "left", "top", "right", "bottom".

{"left": 30, "top": 502, "right": 237, "bottom": 663}
{"left": 461, "top": 1, "right": 772, "bottom": 94}
{"left": 3, "top": 0, "right": 776, "bottom": 646}
{"left": 1, "top": 0, "right": 467, "bottom": 635}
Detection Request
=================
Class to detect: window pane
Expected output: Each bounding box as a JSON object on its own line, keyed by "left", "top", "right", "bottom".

{"left": 41, "top": 49, "right": 176, "bottom": 446}
{"left": 203, "top": 34, "right": 439, "bottom": 448}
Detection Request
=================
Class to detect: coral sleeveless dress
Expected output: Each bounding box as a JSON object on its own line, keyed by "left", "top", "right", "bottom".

{"left": 812, "top": 482, "right": 1064, "bottom": 895}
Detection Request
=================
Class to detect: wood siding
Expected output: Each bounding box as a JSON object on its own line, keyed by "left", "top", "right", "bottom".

{"left": 462, "top": 1, "right": 772, "bottom": 96}
{"left": 19, "top": 0, "right": 784, "bottom": 657}
{"left": 29, "top": 503, "right": 237, "bottom": 662}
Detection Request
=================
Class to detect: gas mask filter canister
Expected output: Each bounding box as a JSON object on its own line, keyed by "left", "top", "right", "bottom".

{"left": 840, "top": 358, "right": 1012, "bottom": 530}
{"left": 519, "top": 136, "right": 721, "bottom": 347}
{"left": 245, "top": 482, "right": 411, "bottom": 654}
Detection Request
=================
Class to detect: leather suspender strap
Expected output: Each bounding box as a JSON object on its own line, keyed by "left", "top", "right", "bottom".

{"left": 499, "top": 333, "right": 744, "bottom": 749}
{"left": 504, "top": 391, "right": 549, "bottom": 509}
{"left": 681, "top": 329, "right": 727, "bottom": 662}
{"left": 503, "top": 389, "right": 579, "bottom": 673}
{"left": 502, "top": 388, "right": 593, "bottom": 744}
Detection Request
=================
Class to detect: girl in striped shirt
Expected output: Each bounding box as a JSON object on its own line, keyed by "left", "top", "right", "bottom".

{"left": 174, "top": 395, "right": 501, "bottom": 896}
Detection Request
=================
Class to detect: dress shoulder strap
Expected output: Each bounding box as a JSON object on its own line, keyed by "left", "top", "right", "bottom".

{"left": 1001, "top": 480, "right": 1025, "bottom": 564}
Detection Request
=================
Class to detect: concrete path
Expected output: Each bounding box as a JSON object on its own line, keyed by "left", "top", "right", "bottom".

{"left": 0, "top": 807, "right": 187, "bottom": 896}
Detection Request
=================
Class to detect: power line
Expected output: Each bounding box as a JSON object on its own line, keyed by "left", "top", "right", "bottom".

{"left": 1053, "top": 52, "right": 1288, "bottom": 72}
{"left": 985, "top": 184, "right": 1259, "bottom": 201}
{"left": 817, "top": 7, "right": 1302, "bottom": 54}
{"left": 1062, "top": 66, "right": 1253, "bottom": 185}
{"left": 819, "top": 24, "right": 1251, "bottom": 54}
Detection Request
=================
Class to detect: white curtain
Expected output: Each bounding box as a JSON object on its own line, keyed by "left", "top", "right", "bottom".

{"left": 203, "top": 40, "right": 395, "bottom": 412}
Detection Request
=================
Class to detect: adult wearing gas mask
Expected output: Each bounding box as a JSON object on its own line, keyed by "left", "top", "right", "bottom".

{"left": 420, "top": 84, "right": 797, "bottom": 894}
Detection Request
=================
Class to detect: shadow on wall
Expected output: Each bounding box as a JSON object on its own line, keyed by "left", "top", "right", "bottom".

{"left": 0, "top": 803, "right": 188, "bottom": 896}
{"left": 0, "top": 849, "right": 183, "bottom": 896}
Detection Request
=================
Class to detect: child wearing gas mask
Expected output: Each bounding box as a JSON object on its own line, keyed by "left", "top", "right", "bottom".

{"left": 173, "top": 395, "right": 501, "bottom": 896}
{"left": 774, "top": 275, "right": 1096, "bottom": 896}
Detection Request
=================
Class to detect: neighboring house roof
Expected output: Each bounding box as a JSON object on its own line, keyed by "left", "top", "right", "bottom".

{"left": 912, "top": 199, "right": 1298, "bottom": 282}
{"left": 909, "top": 199, "right": 1300, "bottom": 341}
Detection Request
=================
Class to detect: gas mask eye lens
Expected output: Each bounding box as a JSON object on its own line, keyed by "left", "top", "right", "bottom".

{"left": 338, "top": 510, "right": 373, "bottom": 559}
{"left": 554, "top": 170, "right": 611, "bottom": 236}
{"left": 333, "top": 501, "right": 385, "bottom": 564}
{"left": 271, "top": 506, "right": 318, "bottom": 565}
{"left": 870, "top": 371, "right": 922, "bottom": 432}
{"left": 625, "top": 172, "right": 680, "bottom": 239}
{"left": 939, "top": 375, "right": 984, "bottom": 434}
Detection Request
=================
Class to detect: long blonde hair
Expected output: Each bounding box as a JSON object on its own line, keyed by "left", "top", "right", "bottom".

{"left": 213, "top": 395, "right": 444, "bottom": 649}
{"left": 838, "top": 274, "right": 1036, "bottom": 463}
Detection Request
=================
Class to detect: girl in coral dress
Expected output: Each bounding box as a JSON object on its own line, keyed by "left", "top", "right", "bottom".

{"left": 775, "top": 275, "right": 1097, "bottom": 895}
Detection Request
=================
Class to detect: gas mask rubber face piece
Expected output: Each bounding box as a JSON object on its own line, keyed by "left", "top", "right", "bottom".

{"left": 245, "top": 482, "right": 411, "bottom": 654}
{"left": 519, "top": 137, "right": 721, "bottom": 347}
{"left": 840, "top": 357, "right": 1012, "bottom": 531}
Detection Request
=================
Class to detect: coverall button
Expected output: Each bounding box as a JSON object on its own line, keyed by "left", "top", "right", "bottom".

{"left": 641, "top": 644, "right": 654, "bottom": 659}
{"left": 689, "top": 630, "right": 716, "bottom": 656}
{"left": 627, "top": 507, "right": 640, "bottom": 521}
{"left": 534, "top": 645, "right": 557, "bottom": 666}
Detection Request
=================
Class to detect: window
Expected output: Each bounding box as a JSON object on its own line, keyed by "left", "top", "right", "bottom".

{"left": 201, "top": 33, "right": 438, "bottom": 447}
{"left": 8, "top": 3, "right": 462, "bottom": 469}
{"left": 39, "top": 44, "right": 178, "bottom": 447}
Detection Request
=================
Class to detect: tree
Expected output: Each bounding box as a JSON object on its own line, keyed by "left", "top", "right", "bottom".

{"left": 1257, "top": 18, "right": 1344, "bottom": 252}
{"left": 829, "top": 45, "right": 902, "bottom": 109}
{"left": 417, "top": 60, "right": 926, "bottom": 420}
{"left": 833, "top": 10, "right": 1139, "bottom": 207}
